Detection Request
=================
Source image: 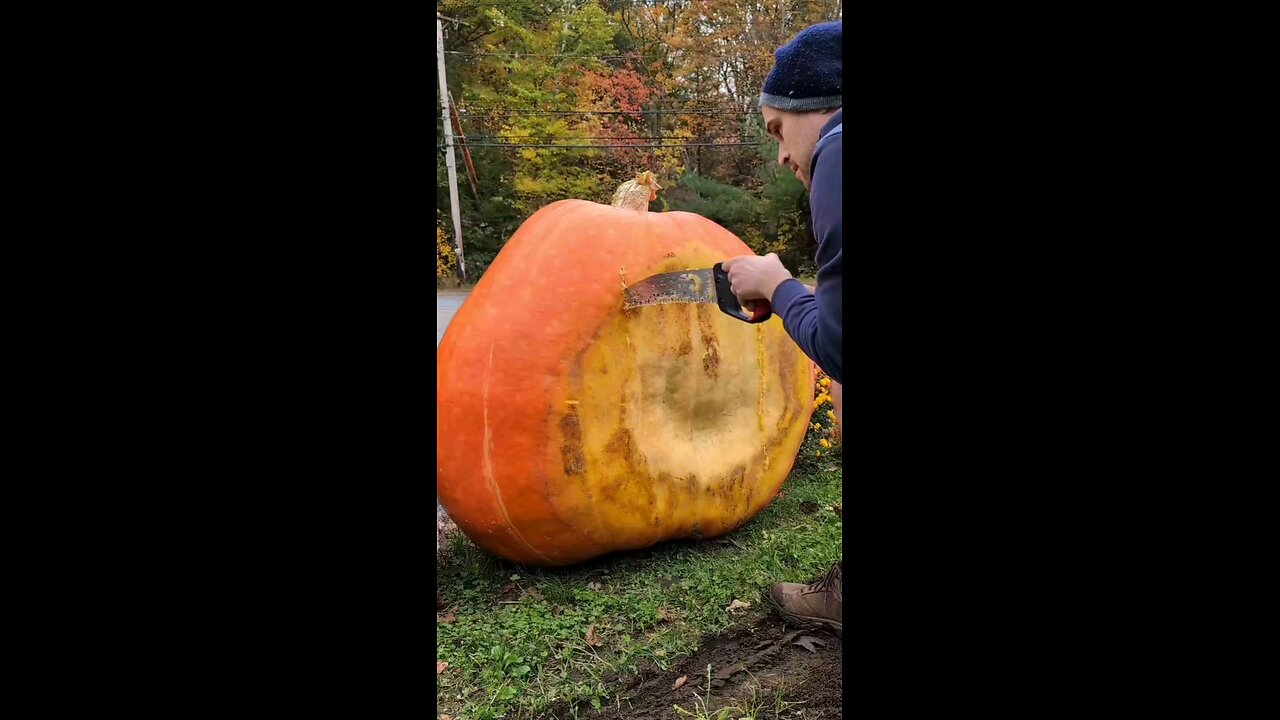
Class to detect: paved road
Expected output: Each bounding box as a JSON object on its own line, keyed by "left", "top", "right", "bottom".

{"left": 437, "top": 291, "right": 470, "bottom": 347}
{"left": 437, "top": 290, "right": 471, "bottom": 535}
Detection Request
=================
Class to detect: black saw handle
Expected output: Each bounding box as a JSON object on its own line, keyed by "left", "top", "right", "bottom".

{"left": 712, "top": 262, "right": 772, "bottom": 324}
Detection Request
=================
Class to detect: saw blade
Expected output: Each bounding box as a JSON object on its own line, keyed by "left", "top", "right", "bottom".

{"left": 623, "top": 268, "right": 716, "bottom": 310}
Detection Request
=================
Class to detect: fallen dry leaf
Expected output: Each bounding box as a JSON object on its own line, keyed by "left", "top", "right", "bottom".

{"left": 793, "top": 635, "right": 827, "bottom": 653}
{"left": 585, "top": 625, "right": 599, "bottom": 646}
{"left": 725, "top": 599, "right": 751, "bottom": 615}
{"left": 587, "top": 580, "right": 603, "bottom": 591}
{"left": 438, "top": 612, "right": 455, "bottom": 624}
{"left": 436, "top": 661, "right": 449, "bottom": 674}
{"left": 657, "top": 606, "right": 673, "bottom": 621}
{"left": 673, "top": 675, "right": 688, "bottom": 690}
{"left": 440, "top": 716, "right": 455, "bottom": 720}
{"left": 832, "top": 503, "right": 842, "bottom": 517}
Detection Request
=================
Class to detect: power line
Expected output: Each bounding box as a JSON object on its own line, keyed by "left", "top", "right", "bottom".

{"left": 465, "top": 135, "right": 756, "bottom": 140}
{"left": 439, "top": 1, "right": 673, "bottom": 9}
{"left": 456, "top": 108, "right": 755, "bottom": 115}
{"left": 462, "top": 141, "right": 764, "bottom": 148}
{"left": 444, "top": 49, "right": 627, "bottom": 58}
{"left": 457, "top": 101, "right": 752, "bottom": 109}
{"left": 441, "top": 1, "right": 668, "bottom": 4}
{"left": 436, "top": 12, "right": 473, "bottom": 27}
{"left": 442, "top": 17, "right": 628, "bottom": 28}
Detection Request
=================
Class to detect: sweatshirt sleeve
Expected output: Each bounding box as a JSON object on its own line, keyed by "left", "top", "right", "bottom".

{"left": 770, "top": 129, "right": 842, "bottom": 385}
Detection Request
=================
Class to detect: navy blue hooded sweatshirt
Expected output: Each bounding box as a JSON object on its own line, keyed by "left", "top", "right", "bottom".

{"left": 771, "top": 110, "right": 842, "bottom": 384}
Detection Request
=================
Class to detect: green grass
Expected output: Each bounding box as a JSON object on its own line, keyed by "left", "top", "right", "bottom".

{"left": 435, "top": 432, "right": 842, "bottom": 720}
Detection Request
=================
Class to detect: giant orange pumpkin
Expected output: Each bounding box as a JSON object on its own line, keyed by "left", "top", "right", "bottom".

{"left": 436, "top": 173, "right": 813, "bottom": 566}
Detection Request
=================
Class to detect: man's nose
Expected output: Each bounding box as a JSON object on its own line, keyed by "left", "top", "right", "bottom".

{"left": 777, "top": 146, "right": 789, "bottom": 167}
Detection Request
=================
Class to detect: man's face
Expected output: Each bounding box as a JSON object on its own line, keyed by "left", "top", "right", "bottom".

{"left": 762, "top": 106, "right": 833, "bottom": 191}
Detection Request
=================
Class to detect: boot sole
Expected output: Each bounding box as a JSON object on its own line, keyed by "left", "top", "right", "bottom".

{"left": 767, "top": 595, "right": 843, "bottom": 638}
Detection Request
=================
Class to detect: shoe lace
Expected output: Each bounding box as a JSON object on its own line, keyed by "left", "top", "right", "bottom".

{"left": 801, "top": 562, "right": 842, "bottom": 602}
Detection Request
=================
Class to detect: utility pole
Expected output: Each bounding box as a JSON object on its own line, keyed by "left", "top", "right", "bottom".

{"left": 448, "top": 90, "right": 481, "bottom": 202}
{"left": 436, "top": 14, "right": 467, "bottom": 284}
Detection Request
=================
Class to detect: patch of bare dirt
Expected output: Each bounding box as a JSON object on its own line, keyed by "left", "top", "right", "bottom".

{"left": 545, "top": 618, "right": 842, "bottom": 719}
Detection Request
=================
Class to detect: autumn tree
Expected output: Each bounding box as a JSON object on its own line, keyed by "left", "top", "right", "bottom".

{"left": 436, "top": 0, "right": 841, "bottom": 279}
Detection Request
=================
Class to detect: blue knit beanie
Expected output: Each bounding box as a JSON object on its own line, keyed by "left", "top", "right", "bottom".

{"left": 759, "top": 21, "right": 842, "bottom": 112}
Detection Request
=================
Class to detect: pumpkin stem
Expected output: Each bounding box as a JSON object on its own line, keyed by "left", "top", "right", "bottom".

{"left": 610, "top": 171, "right": 663, "bottom": 212}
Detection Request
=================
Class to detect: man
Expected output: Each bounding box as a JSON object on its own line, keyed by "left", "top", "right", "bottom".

{"left": 722, "top": 19, "right": 843, "bottom": 636}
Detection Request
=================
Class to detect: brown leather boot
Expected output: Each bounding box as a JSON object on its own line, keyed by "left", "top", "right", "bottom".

{"left": 768, "top": 561, "right": 842, "bottom": 636}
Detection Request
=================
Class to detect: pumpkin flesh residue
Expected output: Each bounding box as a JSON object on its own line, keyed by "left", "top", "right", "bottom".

{"left": 549, "top": 246, "right": 809, "bottom": 549}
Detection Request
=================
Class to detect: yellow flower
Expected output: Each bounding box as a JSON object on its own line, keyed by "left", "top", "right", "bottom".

{"left": 811, "top": 423, "right": 821, "bottom": 431}
{"left": 826, "top": 410, "right": 836, "bottom": 421}
{"left": 819, "top": 439, "right": 830, "bottom": 448}
{"left": 820, "top": 377, "right": 831, "bottom": 387}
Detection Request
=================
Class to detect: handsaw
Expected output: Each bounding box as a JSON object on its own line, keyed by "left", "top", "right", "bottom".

{"left": 623, "top": 262, "right": 773, "bottom": 324}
